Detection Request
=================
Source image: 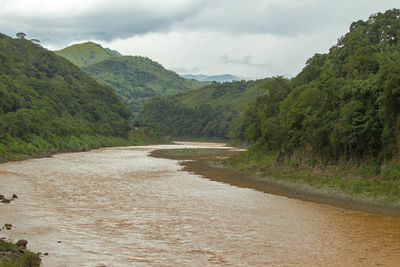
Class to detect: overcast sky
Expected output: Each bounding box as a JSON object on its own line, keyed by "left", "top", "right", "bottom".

{"left": 1, "top": 0, "right": 399, "bottom": 78}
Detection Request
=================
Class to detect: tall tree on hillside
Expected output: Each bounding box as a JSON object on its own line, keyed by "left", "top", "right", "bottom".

{"left": 16, "top": 32, "right": 26, "bottom": 39}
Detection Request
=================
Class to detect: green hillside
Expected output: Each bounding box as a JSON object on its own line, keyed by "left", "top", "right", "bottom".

{"left": 233, "top": 9, "right": 400, "bottom": 167}
{"left": 82, "top": 56, "right": 204, "bottom": 113}
{"left": 137, "top": 78, "right": 287, "bottom": 139}
{"left": 220, "top": 9, "right": 400, "bottom": 206}
{"left": 178, "top": 79, "right": 270, "bottom": 109}
{"left": 55, "top": 42, "right": 204, "bottom": 113}
{"left": 55, "top": 41, "right": 121, "bottom": 67}
{"left": 140, "top": 8, "right": 400, "bottom": 169}
{"left": 0, "top": 33, "right": 135, "bottom": 161}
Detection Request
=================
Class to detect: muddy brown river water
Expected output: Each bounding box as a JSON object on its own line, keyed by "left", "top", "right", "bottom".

{"left": 1, "top": 143, "right": 400, "bottom": 266}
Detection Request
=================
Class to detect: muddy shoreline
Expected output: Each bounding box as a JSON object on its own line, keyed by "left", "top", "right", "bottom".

{"left": 150, "top": 149, "right": 400, "bottom": 219}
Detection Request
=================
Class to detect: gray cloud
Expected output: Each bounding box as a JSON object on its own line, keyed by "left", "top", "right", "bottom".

{"left": 1, "top": 0, "right": 398, "bottom": 47}
{"left": 0, "top": 0, "right": 205, "bottom": 45}
{"left": 220, "top": 54, "right": 285, "bottom": 77}
{"left": 179, "top": 0, "right": 400, "bottom": 36}
{"left": 1, "top": 0, "right": 399, "bottom": 78}
{"left": 172, "top": 66, "right": 202, "bottom": 74}
{"left": 178, "top": 0, "right": 325, "bottom": 36}
{"left": 221, "top": 54, "right": 271, "bottom": 68}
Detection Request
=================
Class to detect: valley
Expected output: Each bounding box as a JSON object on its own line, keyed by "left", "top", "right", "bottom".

{"left": 1, "top": 6, "right": 400, "bottom": 266}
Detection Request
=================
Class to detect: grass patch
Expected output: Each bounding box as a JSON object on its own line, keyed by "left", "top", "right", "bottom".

{"left": 151, "top": 148, "right": 235, "bottom": 160}
{"left": 0, "top": 239, "right": 41, "bottom": 267}
{"left": 221, "top": 149, "right": 400, "bottom": 205}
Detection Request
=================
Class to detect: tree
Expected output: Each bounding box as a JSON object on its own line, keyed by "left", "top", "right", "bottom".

{"left": 16, "top": 32, "right": 26, "bottom": 39}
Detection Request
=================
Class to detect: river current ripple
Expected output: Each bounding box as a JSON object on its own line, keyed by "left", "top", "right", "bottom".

{"left": 1, "top": 143, "right": 400, "bottom": 266}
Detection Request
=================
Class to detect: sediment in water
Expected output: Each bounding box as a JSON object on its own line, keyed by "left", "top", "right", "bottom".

{"left": 150, "top": 149, "right": 400, "bottom": 219}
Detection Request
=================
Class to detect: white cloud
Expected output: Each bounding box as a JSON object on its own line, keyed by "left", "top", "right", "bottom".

{"left": 0, "top": 0, "right": 399, "bottom": 78}
{"left": 100, "top": 30, "right": 340, "bottom": 78}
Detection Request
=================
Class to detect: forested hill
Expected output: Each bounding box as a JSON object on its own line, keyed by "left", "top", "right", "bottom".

{"left": 0, "top": 33, "right": 133, "bottom": 161}
{"left": 137, "top": 78, "right": 289, "bottom": 139}
{"left": 232, "top": 9, "right": 400, "bottom": 165}
{"left": 55, "top": 42, "right": 122, "bottom": 67}
{"left": 82, "top": 56, "right": 204, "bottom": 113}
{"left": 139, "top": 8, "right": 400, "bottom": 167}
{"left": 56, "top": 42, "right": 204, "bottom": 113}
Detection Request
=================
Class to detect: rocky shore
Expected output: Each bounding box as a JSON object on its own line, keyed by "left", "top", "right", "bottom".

{"left": 0, "top": 193, "right": 42, "bottom": 266}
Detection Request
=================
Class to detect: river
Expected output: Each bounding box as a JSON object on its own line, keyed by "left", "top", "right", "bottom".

{"left": 1, "top": 143, "right": 400, "bottom": 266}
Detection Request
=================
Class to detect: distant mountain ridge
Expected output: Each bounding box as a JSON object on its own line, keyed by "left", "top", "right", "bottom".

{"left": 181, "top": 73, "right": 241, "bottom": 82}
{"left": 55, "top": 42, "right": 204, "bottom": 113}
{"left": 55, "top": 42, "right": 122, "bottom": 67}
{"left": 82, "top": 56, "right": 203, "bottom": 113}
{"left": 137, "top": 78, "right": 277, "bottom": 139}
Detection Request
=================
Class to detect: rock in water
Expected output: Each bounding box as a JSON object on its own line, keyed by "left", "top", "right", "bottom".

{"left": 16, "top": 239, "right": 28, "bottom": 248}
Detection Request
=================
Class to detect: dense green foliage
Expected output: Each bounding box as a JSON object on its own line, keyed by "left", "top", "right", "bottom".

{"left": 0, "top": 239, "right": 41, "bottom": 267}
{"left": 56, "top": 42, "right": 204, "bottom": 113}
{"left": 0, "top": 33, "right": 135, "bottom": 161}
{"left": 229, "top": 77, "right": 292, "bottom": 147}
{"left": 222, "top": 149, "right": 400, "bottom": 205}
{"left": 232, "top": 9, "right": 400, "bottom": 168}
{"left": 82, "top": 56, "right": 204, "bottom": 113}
{"left": 140, "top": 8, "right": 400, "bottom": 173}
{"left": 55, "top": 42, "right": 121, "bottom": 67}
{"left": 137, "top": 79, "right": 279, "bottom": 139}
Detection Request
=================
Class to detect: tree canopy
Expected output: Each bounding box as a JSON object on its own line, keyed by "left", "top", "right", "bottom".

{"left": 82, "top": 56, "right": 204, "bottom": 113}
{"left": 137, "top": 79, "right": 277, "bottom": 139}
{"left": 139, "top": 8, "right": 400, "bottom": 164}
{"left": 0, "top": 33, "right": 133, "bottom": 161}
{"left": 231, "top": 9, "right": 400, "bottom": 163}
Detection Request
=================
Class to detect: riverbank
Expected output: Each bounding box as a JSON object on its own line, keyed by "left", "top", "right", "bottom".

{"left": 1, "top": 193, "right": 42, "bottom": 266}
{"left": 150, "top": 148, "right": 400, "bottom": 219}
{"left": 2, "top": 143, "right": 400, "bottom": 265}
{"left": 0, "top": 133, "right": 170, "bottom": 266}
{"left": 0, "top": 129, "right": 169, "bottom": 163}
{"left": 0, "top": 239, "right": 41, "bottom": 267}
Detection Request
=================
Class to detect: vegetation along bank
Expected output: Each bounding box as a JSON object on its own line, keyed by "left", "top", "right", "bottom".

{"left": 151, "top": 147, "right": 400, "bottom": 218}
{"left": 147, "top": 9, "right": 400, "bottom": 218}
{"left": 0, "top": 33, "right": 166, "bottom": 163}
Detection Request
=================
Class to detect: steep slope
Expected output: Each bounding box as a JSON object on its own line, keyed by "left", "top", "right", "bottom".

{"left": 221, "top": 9, "right": 400, "bottom": 208}
{"left": 55, "top": 42, "right": 121, "bottom": 67}
{"left": 0, "top": 33, "right": 133, "bottom": 161}
{"left": 233, "top": 8, "right": 400, "bottom": 165}
{"left": 137, "top": 78, "right": 287, "bottom": 139}
{"left": 82, "top": 56, "right": 204, "bottom": 113}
